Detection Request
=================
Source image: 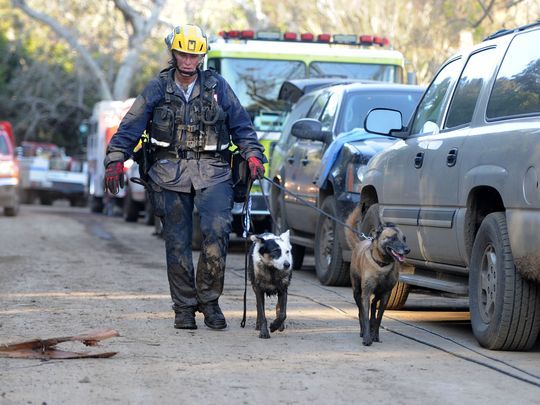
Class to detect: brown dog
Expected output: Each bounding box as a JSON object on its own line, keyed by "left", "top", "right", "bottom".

{"left": 345, "top": 206, "right": 410, "bottom": 346}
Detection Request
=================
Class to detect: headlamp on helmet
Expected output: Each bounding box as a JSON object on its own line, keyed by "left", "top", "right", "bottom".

{"left": 166, "top": 24, "right": 208, "bottom": 55}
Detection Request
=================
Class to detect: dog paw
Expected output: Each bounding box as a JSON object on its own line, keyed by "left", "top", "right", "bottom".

{"left": 362, "top": 338, "right": 373, "bottom": 346}
{"left": 269, "top": 320, "right": 283, "bottom": 333}
{"left": 259, "top": 329, "right": 270, "bottom": 339}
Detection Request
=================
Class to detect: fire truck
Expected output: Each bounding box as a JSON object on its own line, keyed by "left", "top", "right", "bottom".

{"left": 205, "top": 29, "right": 412, "bottom": 234}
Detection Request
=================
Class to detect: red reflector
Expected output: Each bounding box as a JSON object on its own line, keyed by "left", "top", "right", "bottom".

{"left": 374, "top": 36, "right": 389, "bottom": 46}
{"left": 317, "top": 33, "right": 331, "bottom": 42}
{"left": 300, "top": 33, "right": 314, "bottom": 41}
{"left": 283, "top": 32, "right": 297, "bottom": 41}
{"left": 359, "top": 35, "right": 373, "bottom": 45}
{"left": 240, "top": 30, "right": 255, "bottom": 39}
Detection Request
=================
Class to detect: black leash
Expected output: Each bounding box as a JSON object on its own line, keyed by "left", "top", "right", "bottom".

{"left": 260, "top": 176, "right": 371, "bottom": 240}
{"left": 240, "top": 178, "right": 254, "bottom": 328}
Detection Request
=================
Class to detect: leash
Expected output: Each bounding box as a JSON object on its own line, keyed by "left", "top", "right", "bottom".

{"left": 260, "top": 176, "right": 372, "bottom": 241}
{"left": 239, "top": 173, "right": 372, "bottom": 328}
{"left": 240, "top": 178, "right": 254, "bottom": 328}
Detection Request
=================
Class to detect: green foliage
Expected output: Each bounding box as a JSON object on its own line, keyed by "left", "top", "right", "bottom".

{"left": 3, "top": 0, "right": 539, "bottom": 154}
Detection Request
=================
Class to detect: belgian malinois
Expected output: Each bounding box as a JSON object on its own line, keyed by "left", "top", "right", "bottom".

{"left": 345, "top": 206, "right": 410, "bottom": 346}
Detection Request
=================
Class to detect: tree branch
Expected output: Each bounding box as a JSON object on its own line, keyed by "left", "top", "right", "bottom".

{"left": 11, "top": 0, "right": 113, "bottom": 100}
{"left": 472, "top": 0, "right": 496, "bottom": 28}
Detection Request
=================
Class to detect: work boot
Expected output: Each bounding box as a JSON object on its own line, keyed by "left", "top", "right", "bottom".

{"left": 198, "top": 301, "right": 227, "bottom": 330}
{"left": 174, "top": 307, "right": 197, "bottom": 330}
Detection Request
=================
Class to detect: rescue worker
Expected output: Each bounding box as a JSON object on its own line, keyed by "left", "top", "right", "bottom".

{"left": 103, "top": 24, "right": 265, "bottom": 330}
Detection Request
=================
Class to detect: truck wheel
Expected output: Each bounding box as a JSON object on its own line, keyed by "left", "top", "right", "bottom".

{"left": 469, "top": 212, "right": 540, "bottom": 350}
{"left": 314, "top": 196, "right": 350, "bottom": 286}
{"left": 19, "top": 189, "right": 33, "bottom": 204}
{"left": 90, "top": 196, "right": 103, "bottom": 213}
{"left": 272, "top": 191, "right": 305, "bottom": 270}
{"left": 360, "top": 203, "right": 410, "bottom": 310}
{"left": 123, "top": 191, "right": 139, "bottom": 222}
{"left": 4, "top": 205, "right": 19, "bottom": 217}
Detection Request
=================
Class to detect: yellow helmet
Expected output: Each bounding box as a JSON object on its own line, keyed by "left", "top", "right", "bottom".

{"left": 166, "top": 24, "right": 208, "bottom": 55}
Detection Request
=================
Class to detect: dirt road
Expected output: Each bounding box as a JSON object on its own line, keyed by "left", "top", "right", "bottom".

{"left": 1, "top": 204, "right": 539, "bottom": 404}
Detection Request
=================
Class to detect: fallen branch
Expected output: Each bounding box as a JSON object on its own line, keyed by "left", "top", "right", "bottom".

{"left": 0, "top": 329, "right": 119, "bottom": 360}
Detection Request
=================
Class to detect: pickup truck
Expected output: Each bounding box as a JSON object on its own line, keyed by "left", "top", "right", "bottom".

{"left": 17, "top": 142, "right": 87, "bottom": 206}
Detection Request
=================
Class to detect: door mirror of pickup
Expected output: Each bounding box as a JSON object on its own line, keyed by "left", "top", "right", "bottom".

{"left": 291, "top": 118, "right": 332, "bottom": 143}
{"left": 364, "top": 108, "right": 406, "bottom": 138}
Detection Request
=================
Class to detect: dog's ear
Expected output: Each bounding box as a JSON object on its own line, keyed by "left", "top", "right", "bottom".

{"left": 250, "top": 234, "right": 265, "bottom": 243}
{"left": 375, "top": 224, "right": 385, "bottom": 238}
{"left": 279, "top": 229, "right": 290, "bottom": 242}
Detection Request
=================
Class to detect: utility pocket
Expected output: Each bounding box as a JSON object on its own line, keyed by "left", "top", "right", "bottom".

{"left": 150, "top": 106, "right": 175, "bottom": 146}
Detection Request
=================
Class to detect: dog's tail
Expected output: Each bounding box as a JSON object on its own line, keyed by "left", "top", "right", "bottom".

{"left": 345, "top": 205, "right": 362, "bottom": 248}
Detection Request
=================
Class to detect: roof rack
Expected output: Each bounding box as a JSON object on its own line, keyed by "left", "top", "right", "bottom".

{"left": 483, "top": 20, "right": 540, "bottom": 41}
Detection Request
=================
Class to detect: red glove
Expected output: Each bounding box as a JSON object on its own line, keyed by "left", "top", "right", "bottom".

{"left": 248, "top": 157, "right": 264, "bottom": 180}
{"left": 105, "top": 162, "right": 125, "bottom": 195}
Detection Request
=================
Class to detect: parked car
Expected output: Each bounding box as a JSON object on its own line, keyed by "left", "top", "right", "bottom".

{"left": 0, "top": 127, "right": 20, "bottom": 216}
{"left": 269, "top": 81, "right": 424, "bottom": 286}
{"left": 359, "top": 21, "right": 540, "bottom": 350}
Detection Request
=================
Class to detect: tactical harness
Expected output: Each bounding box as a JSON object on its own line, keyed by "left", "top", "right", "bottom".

{"left": 149, "top": 68, "right": 229, "bottom": 157}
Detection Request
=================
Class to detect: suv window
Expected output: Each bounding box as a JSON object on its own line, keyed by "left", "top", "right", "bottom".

{"left": 339, "top": 90, "right": 422, "bottom": 133}
{"left": 410, "top": 59, "right": 462, "bottom": 135}
{"left": 486, "top": 29, "right": 540, "bottom": 120}
{"left": 445, "top": 48, "right": 497, "bottom": 129}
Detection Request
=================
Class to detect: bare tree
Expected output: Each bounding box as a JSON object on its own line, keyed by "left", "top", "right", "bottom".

{"left": 12, "top": 0, "right": 167, "bottom": 100}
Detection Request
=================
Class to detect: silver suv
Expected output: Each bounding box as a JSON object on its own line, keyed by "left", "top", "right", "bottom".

{"left": 360, "top": 21, "right": 540, "bottom": 350}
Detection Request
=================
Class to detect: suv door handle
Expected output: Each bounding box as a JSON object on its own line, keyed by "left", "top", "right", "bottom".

{"left": 414, "top": 152, "right": 424, "bottom": 169}
{"left": 287, "top": 156, "right": 295, "bottom": 164}
{"left": 447, "top": 148, "right": 458, "bottom": 167}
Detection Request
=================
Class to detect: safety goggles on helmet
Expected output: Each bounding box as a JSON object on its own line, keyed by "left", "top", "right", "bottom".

{"left": 165, "top": 24, "right": 208, "bottom": 55}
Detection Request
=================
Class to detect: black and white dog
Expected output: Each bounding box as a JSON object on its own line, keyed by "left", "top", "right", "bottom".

{"left": 248, "top": 230, "right": 293, "bottom": 339}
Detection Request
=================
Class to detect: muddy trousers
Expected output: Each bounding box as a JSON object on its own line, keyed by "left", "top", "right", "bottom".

{"left": 152, "top": 181, "right": 233, "bottom": 311}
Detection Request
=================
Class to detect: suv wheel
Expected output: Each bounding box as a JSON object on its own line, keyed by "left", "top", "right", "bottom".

{"left": 469, "top": 212, "right": 540, "bottom": 350}
{"left": 314, "top": 196, "right": 350, "bottom": 286}
{"left": 360, "top": 203, "right": 410, "bottom": 309}
{"left": 272, "top": 191, "right": 304, "bottom": 270}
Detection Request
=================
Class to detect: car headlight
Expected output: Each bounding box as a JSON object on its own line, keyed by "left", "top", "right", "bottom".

{"left": 345, "top": 163, "right": 366, "bottom": 194}
{"left": 0, "top": 160, "right": 18, "bottom": 178}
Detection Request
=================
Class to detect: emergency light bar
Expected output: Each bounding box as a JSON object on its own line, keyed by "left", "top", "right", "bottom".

{"left": 217, "top": 30, "right": 390, "bottom": 47}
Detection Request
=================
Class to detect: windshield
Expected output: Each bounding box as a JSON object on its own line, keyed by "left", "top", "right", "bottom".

{"left": 310, "top": 62, "right": 402, "bottom": 83}
{"left": 337, "top": 89, "right": 422, "bottom": 134}
{"left": 214, "top": 58, "right": 305, "bottom": 130}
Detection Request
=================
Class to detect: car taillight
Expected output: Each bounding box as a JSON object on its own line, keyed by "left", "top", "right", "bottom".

{"left": 0, "top": 160, "right": 18, "bottom": 178}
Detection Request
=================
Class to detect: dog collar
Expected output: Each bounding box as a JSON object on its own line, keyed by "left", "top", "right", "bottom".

{"left": 371, "top": 251, "right": 391, "bottom": 267}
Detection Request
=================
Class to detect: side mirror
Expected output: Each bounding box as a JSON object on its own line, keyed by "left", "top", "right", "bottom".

{"left": 291, "top": 118, "right": 331, "bottom": 143}
{"left": 364, "top": 109, "right": 404, "bottom": 137}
